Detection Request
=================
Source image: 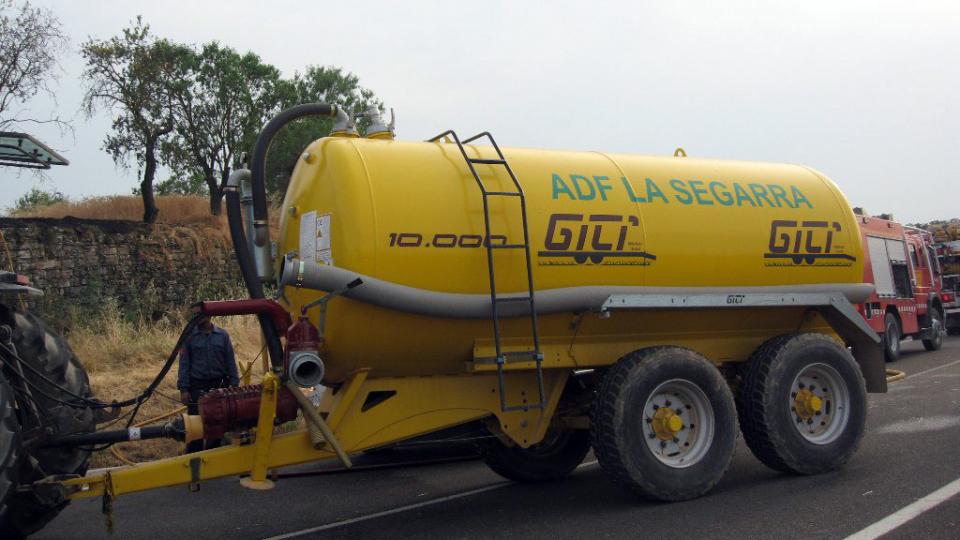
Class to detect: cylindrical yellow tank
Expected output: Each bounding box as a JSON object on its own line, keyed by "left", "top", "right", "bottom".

{"left": 278, "top": 138, "right": 865, "bottom": 381}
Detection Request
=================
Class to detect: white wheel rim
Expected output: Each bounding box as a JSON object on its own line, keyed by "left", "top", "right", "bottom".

{"left": 789, "top": 363, "right": 850, "bottom": 445}
{"left": 642, "top": 379, "right": 714, "bottom": 468}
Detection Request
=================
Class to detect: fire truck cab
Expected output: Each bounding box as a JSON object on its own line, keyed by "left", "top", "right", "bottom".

{"left": 855, "top": 210, "right": 945, "bottom": 361}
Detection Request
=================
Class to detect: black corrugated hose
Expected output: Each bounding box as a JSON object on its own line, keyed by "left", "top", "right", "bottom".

{"left": 228, "top": 103, "right": 338, "bottom": 370}
{"left": 224, "top": 185, "right": 284, "bottom": 369}
{"left": 248, "top": 103, "right": 337, "bottom": 246}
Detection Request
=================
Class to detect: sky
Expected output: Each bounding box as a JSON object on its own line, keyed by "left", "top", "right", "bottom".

{"left": 1, "top": 0, "right": 958, "bottom": 223}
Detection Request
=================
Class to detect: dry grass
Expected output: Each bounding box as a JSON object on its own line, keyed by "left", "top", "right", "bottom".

{"left": 73, "top": 310, "right": 267, "bottom": 468}
{"left": 11, "top": 194, "right": 281, "bottom": 237}
{"left": 12, "top": 195, "right": 226, "bottom": 228}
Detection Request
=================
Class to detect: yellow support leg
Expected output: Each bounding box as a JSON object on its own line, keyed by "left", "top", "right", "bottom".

{"left": 239, "top": 372, "right": 279, "bottom": 490}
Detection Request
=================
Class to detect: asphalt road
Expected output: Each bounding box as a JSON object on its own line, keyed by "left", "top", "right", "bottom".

{"left": 38, "top": 338, "right": 960, "bottom": 540}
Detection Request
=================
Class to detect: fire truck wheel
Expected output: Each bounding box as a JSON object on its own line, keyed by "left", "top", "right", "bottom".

{"left": 479, "top": 424, "right": 591, "bottom": 483}
{"left": 883, "top": 313, "right": 901, "bottom": 362}
{"left": 922, "top": 308, "right": 944, "bottom": 351}
{"left": 0, "top": 374, "right": 20, "bottom": 525}
{"left": 0, "top": 306, "right": 94, "bottom": 539}
{"left": 736, "top": 333, "right": 866, "bottom": 475}
{"left": 592, "top": 347, "right": 737, "bottom": 501}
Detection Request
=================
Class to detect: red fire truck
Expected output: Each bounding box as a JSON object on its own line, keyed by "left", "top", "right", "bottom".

{"left": 935, "top": 241, "right": 960, "bottom": 335}
{"left": 854, "top": 210, "right": 946, "bottom": 361}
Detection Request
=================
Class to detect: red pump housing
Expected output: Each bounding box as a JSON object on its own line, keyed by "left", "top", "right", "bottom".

{"left": 198, "top": 385, "right": 299, "bottom": 439}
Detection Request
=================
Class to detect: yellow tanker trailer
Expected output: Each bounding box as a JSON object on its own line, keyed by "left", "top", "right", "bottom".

{"left": 0, "top": 104, "right": 884, "bottom": 535}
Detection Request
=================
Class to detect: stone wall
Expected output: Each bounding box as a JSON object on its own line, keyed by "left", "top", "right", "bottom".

{"left": 0, "top": 217, "right": 243, "bottom": 318}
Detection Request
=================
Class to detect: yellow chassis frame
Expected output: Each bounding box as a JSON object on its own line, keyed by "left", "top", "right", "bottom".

{"left": 61, "top": 368, "right": 568, "bottom": 502}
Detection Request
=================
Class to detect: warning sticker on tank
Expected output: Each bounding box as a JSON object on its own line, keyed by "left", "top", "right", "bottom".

{"left": 316, "top": 213, "right": 333, "bottom": 266}
{"left": 300, "top": 211, "right": 333, "bottom": 266}
{"left": 300, "top": 211, "right": 317, "bottom": 263}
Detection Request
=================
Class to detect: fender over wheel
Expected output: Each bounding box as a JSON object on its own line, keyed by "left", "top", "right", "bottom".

{"left": 736, "top": 332, "right": 867, "bottom": 475}
{"left": 591, "top": 346, "right": 737, "bottom": 501}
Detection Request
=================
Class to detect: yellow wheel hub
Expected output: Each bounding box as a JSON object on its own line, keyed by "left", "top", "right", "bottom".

{"left": 652, "top": 407, "right": 685, "bottom": 440}
{"left": 793, "top": 389, "right": 823, "bottom": 420}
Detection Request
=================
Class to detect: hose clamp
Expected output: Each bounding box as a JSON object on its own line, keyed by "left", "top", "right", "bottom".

{"left": 296, "top": 261, "right": 305, "bottom": 288}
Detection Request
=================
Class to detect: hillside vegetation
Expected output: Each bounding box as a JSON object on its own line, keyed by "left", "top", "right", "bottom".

{"left": 5, "top": 194, "right": 284, "bottom": 466}
{"left": 11, "top": 194, "right": 227, "bottom": 227}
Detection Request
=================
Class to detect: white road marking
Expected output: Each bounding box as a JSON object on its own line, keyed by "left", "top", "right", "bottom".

{"left": 263, "top": 460, "right": 599, "bottom": 540}
{"left": 875, "top": 415, "right": 960, "bottom": 435}
{"left": 904, "top": 358, "right": 960, "bottom": 380}
{"left": 843, "top": 477, "right": 960, "bottom": 540}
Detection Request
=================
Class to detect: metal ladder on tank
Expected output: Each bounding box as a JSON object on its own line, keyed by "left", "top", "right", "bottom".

{"left": 427, "top": 130, "right": 545, "bottom": 412}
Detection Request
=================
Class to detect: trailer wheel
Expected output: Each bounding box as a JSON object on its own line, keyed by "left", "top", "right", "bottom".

{"left": 479, "top": 425, "right": 590, "bottom": 482}
{"left": 883, "top": 313, "right": 901, "bottom": 362}
{"left": 736, "top": 333, "right": 866, "bottom": 475}
{"left": 0, "top": 374, "right": 20, "bottom": 520}
{"left": 591, "top": 347, "right": 737, "bottom": 501}
{"left": 0, "top": 306, "right": 94, "bottom": 539}
{"left": 922, "top": 308, "right": 944, "bottom": 351}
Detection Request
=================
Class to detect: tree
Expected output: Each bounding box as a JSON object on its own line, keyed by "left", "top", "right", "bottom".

{"left": 11, "top": 185, "right": 64, "bottom": 213}
{"left": 264, "top": 66, "right": 382, "bottom": 197}
{"left": 80, "top": 19, "right": 191, "bottom": 223}
{"left": 133, "top": 173, "right": 207, "bottom": 197}
{"left": 0, "top": 0, "right": 68, "bottom": 131}
{"left": 165, "top": 43, "right": 283, "bottom": 215}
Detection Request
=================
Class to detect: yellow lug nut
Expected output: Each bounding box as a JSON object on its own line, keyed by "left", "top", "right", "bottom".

{"left": 808, "top": 395, "right": 823, "bottom": 413}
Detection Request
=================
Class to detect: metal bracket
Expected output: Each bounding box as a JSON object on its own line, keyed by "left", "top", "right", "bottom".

{"left": 601, "top": 292, "right": 886, "bottom": 392}
{"left": 300, "top": 277, "right": 363, "bottom": 336}
{"left": 188, "top": 458, "right": 202, "bottom": 492}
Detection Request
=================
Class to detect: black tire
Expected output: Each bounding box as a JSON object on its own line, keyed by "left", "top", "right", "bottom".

{"left": 0, "top": 373, "right": 20, "bottom": 519}
{"left": 922, "top": 308, "right": 944, "bottom": 351}
{"left": 0, "top": 306, "right": 94, "bottom": 539}
{"left": 736, "top": 333, "right": 866, "bottom": 475}
{"left": 883, "top": 313, "right": 901, "bottom": 363}
{"left": 591, "top": 347, "right": 737, "bottom": 501}
{"left": 479, "top": 425, "right": 591, "bottom": 483}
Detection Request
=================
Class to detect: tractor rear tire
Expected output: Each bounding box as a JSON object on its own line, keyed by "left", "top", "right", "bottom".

{"left": 591, "top": 347, "right": 737, "bottom": 501}
{"left": 736, "top": 333, "right": 866, "bottom": 475}
{"left": 479, "top": 425, "right": 591, "bottom": 483}
{"left": 0, "top": 306, "right": 94, "bottom": 539}
{"left": 0, "top": 374, "right": 20, "bottom": 521}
